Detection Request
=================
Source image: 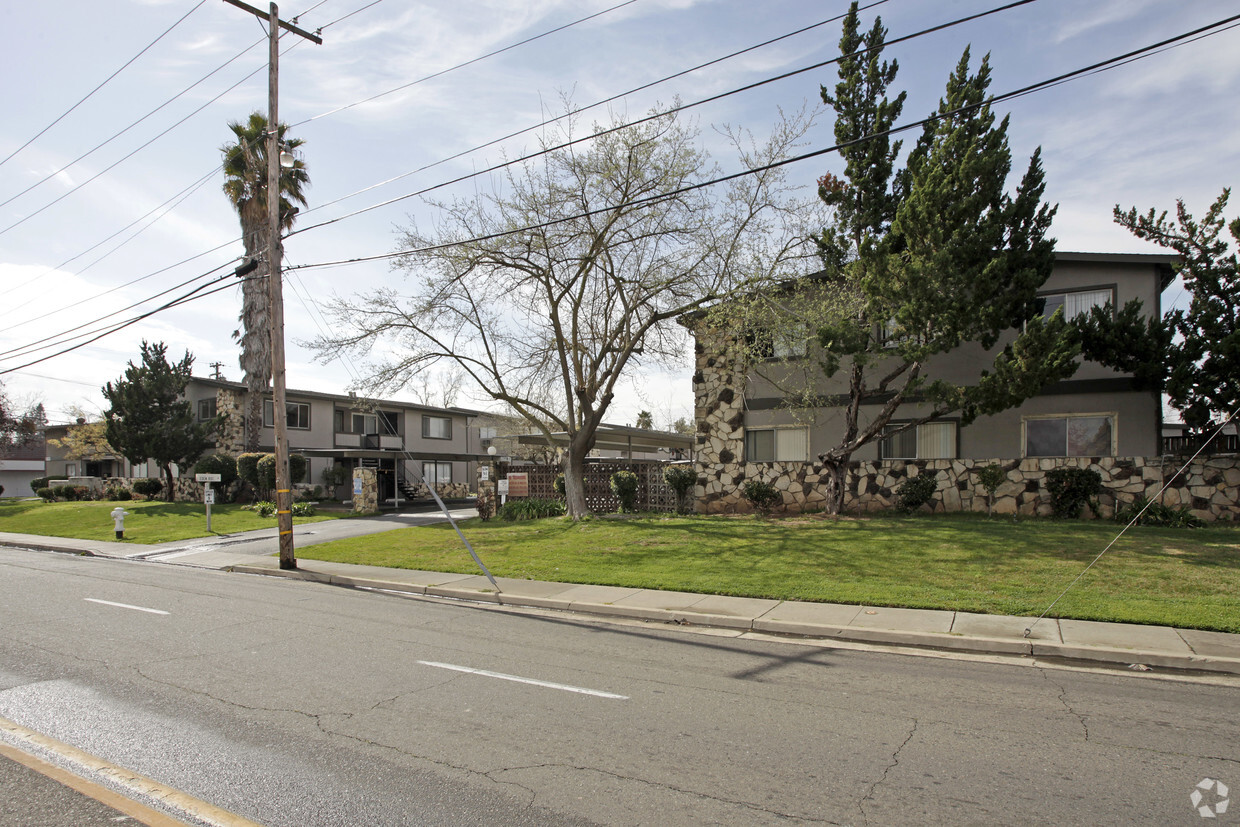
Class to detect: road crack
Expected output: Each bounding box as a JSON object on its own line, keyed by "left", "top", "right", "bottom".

{"left": 1037, "top": 667, "right": 1089, "bottom": 741}
{"left": 857, "top": 717, "right": 918, "bottom": 825}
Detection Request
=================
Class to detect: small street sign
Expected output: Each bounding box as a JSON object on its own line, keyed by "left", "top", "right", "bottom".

{"left": 196, "top": 473, "right": 222, "bottom": 483}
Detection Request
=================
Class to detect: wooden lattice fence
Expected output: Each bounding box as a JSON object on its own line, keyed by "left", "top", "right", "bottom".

{"left": 495, "top": 461, "right": 677, "bottom": 514}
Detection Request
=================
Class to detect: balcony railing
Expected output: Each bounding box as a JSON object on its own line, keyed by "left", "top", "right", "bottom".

{"left": 335, "top": 432, "right": 404, "bottom": 450}
{"left": 1162, "top": 434, "right": 1239, "bottom": 455}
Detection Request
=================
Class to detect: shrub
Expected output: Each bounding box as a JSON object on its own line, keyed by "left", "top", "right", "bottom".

{"left": 1045, "top": 467, "right": 1103, "bottom": 519}
{"left": 742, "top": 479, "right": 781, "bottom": 516}
{"left": 30, "top": 475, "right": 68, "bottom": 495}
{"left": 52, "top": 485, "right": 74, "bottom": 501}
{"left": 321, "top": 463, "right": 349, "bottom": 487}
{"left": 476, "top": 489, "right": 495, "bottom": 521}
{"left": 37, "top": 487, "right": 55, "bottom": 502}
{"left": 237, "top": 453, "right": 264, "bottom": 489}
{"left": 255, "top": 453, "right": 307, "bottom": 494}
{"left": 107, "top": 487, "right": 133, "bottom": 501}
{"left": 73, "top": 486, "right": 94, "bottom": 501}
{"left": 976, "top": 464, "right": 1006, "bottom": 517}
{"left": 498, "top": 498, "right": 565, "bottom": 521}
{"left": 896, "top": 473, "right": 938, "bottom": 513}
{"left": 609, "top": 470, "right": 639, "bottom": 513}
{"left": 1113, "top": 494, "right": 1205, "bottom": 528}
{"left": 553, "top": 473, "right": 566, "bottom": 499}
{"left": 132, "top": 478, "right": 163, "bottom": 499}
{"left": 194, "top": 453, "right": 238, "bottom": 487}
{"left": 291, "top": 501, "right": 316, "bottom": 517}
{"left": 249, "top": 500, "right": 277, "bottom": 517}
{"left": 663, "top": 465, "right": 697, "bottom": 514}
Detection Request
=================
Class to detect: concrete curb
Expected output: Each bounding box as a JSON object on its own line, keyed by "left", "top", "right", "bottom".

{"left": 225, "top": 564, "right": 1240, "bottom": 677}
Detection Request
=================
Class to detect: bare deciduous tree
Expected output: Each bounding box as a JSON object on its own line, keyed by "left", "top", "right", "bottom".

{"left": 314, "top": 105, "right": 816, "bottom": 518}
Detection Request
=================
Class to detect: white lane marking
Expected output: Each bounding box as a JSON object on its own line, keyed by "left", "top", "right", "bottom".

{"left": 83, "top": 598, "right": 169, "bottom": 616}
{"left": 418, "top": 661, "right": 628, "bottom": 700}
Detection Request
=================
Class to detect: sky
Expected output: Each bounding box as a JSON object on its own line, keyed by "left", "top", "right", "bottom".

{"left": 2, "top": 0, "right": 1238, "bottom": 428}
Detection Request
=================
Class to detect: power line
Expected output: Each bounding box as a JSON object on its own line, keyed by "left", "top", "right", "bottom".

{"left": 292, "top": 0, "right": 638, "bottom": 127}
{"left": 289, "top": 0, "right": 891, "bottom": 227}
{"left": 0, "top": 1, "right": 207, "bottom": 171}
{"left": 0, "top": 38, "right": 310, "bottom": 239}
{"left": 0, "top": 273, "right": 244, "bottom": 376}
{"left": 287, "top": 0, "right": 1038, "bottom": 239}
{"left": 0, "top": 261, "right": 240, "bottom": 363}
{"left": 0, "top": 35, "right": 267, "bottom": 211}
{"left": 287, "top": 10, "right": 1240, "bottom": 273}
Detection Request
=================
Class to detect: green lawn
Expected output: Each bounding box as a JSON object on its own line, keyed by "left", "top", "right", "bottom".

{"left": 299, "top": 512, "right": 1240, "bottom": 632}
{"left": 0, "top": 498, "right": 339, "bottom": 544}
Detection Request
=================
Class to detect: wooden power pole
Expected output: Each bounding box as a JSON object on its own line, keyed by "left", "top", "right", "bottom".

{"left": 223, "top": 0, "right": 321, "bottom": 569}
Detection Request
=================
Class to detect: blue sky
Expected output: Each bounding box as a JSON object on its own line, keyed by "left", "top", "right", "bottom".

{"left": 2, "top": 0, "right": 1237, "bottom": 426}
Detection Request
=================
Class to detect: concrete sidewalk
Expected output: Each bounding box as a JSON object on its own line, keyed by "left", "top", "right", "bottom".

{"left": 222, "top": 555, "right": 1240, "bottom": 677}
{"left": 4, "top": 528, "right": 1239, "bottom": 677}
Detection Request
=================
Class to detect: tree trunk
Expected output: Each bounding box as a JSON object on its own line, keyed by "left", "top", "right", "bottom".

{"left": 245, "top": 390, "right": 262, "bottom": 452}
{"left": 563, "top": 445, "right": 589, "bottom": 520}
{"left": 821, "top": 457, "right": 849, "bottom": 515}
{"left": 162, "top": 462, "right": 176, "bottom": 502}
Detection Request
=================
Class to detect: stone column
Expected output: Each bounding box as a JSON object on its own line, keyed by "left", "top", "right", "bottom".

{"left": 352, "top": 467, "right": 379, "bottom": 515}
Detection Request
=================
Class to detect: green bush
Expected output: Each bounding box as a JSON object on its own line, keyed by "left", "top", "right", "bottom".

{"left": 663, "top": 465, "right": 697, "bottom": 514}
{"left": 475, "top": 489, "right": 495, "bottom": 521}
{"left": 52, "top": 485, "right": 74, "bottom": 501}
{"left": 976, "top": 464, "right": 1006, "bottom": 516}
{"left": 249, "top": 500, "right": 277, "bottom": 517}
{"left": 37, "top": 487, "right": 55, "bottom": 502}
{"left": 291, "top": 501, "right": 316, "bottom": 517}
{"left": 193, "top": 453, "right": 238, "bottom": 487}
{"left": 498, "top": 498, "right": 566, "bottom": 521}
{"left": 321, "top": 463, "right": 349, "bottom": 487}
{"left": 237, "top": 453, "right": 264, "bottom": 489}
{"left": 30, "top": 475, "right": 68, "bottom": 495}
{"left": 609, "top": 470, "right": 639, "bottom": 513}
{"left": 742, "top": 479, "right": 781, "bottom": 516}
{"left": 132, "top": 478, "right": 163, "bottom": 499}
{"left": 106, "top": 487, "right": 133, "bottom": 501}
{"left": 255, "top": 453, "right": 307, "bottom": 493}
{"left": 1113, "top": 494, "right": 1205, "bottom": 528}
{"left": 896, "top": 473, "right": 938, "bottom": 513}
{"left": 1045, "top": 467, "right": 1103, "bottom": 519}
{"left": 553, "top": 473, "right": 566, "bottom": 499}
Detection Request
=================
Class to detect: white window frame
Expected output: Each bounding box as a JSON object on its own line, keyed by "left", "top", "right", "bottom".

{"left": 422, "top": 461, "right": 452, "bottom": 485}
{"left": 1039, "top": 287, "right": 1113, "bottom": 322}
{"left": 263, "top": 400, "right": 311, "bottom": 430}
{"left": 880, "top": 421, "right": 958, "bottom": 460}
{"left": 197, "top": 398, "right": 217, "bottom": 421}
{"left": 1023, "top": 412, "right": 1116, "bottom": 458}
{"left": 422, "top": 415, "right": 452, "bottom": 440}
{"left": 745, "top": 427, "right": 808, "bottom": 462}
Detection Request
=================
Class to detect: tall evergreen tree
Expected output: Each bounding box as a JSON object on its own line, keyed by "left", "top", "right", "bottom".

{"left": 1091, "top": 189, "right": 1240, "bottom": 433}
{"left": 220, "top": 112, "right": 309, "bottom": 451}
{"left": 102, "top": 341, "right": 218, "bottom": 501}
{"left": 805, "top": 4, "right": 1079, "bottom": 512}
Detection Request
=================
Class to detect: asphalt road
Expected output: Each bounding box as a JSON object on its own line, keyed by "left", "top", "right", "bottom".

{"left": 1, "top": 546, "right": 1237, "bottom": 825}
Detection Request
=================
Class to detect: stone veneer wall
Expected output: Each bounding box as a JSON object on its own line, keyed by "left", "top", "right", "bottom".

{"left": 692, "top": 326, "right": 748, "bottom": 510}
{"left": 403, "top": 482, "right": 470, "bottom": 500}
{"left": 690, "top": 323, "right": 1240, "bottom": 521}
{"left": 693, "top": 455, "right": 1240, "bottom": 522}
{"left": 215, "top": 388, "right": 246, "bottom": 456}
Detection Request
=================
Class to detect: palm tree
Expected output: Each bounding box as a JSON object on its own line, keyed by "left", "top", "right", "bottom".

{"left": 221, "top": 112, "right": 309, "bottom": 451}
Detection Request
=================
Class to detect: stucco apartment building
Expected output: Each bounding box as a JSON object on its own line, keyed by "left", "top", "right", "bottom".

{"left": 688, "top": 251, "right": 1239, "bottom": 519}
{"left": 187, "top": 377, "right": 488, "bottom": 501}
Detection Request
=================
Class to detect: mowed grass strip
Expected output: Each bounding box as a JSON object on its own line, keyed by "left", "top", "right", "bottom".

{"left": 300, "top": 513, "right": 1240, "bottom": 632}
{"left": 0, "top": 498, "right": 338, "bottom": 544}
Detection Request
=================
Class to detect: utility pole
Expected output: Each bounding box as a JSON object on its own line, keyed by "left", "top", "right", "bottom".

{"left": 223, "top": 0, "right": 321, "bottom": 570}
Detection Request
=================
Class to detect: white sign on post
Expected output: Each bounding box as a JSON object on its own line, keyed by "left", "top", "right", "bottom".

{"left": 196, "top": 473, "right": 222, "bottom": 483}
{"left": 204, "top": 488, "right": 215, "bottom": 505}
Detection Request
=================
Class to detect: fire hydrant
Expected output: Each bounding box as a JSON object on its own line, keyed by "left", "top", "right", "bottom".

{"left": 111, "top": 506, "right": 130, "bottom": 540}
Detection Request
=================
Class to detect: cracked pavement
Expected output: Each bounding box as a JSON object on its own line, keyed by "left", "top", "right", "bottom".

{"left": 2, "top": 545, "right": 1238, "bottom": 825}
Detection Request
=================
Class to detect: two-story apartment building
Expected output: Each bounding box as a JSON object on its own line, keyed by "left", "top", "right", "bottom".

{"left": 186, "top": 377, "right": 488, "bottom": 502}
{"left": 690, "top": 251, "right": 1193, "bottom": 515}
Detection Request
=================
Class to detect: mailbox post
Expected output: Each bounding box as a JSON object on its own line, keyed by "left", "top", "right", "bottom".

{"left": 196, "top": 472, "right": 222, "bottom": 532}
